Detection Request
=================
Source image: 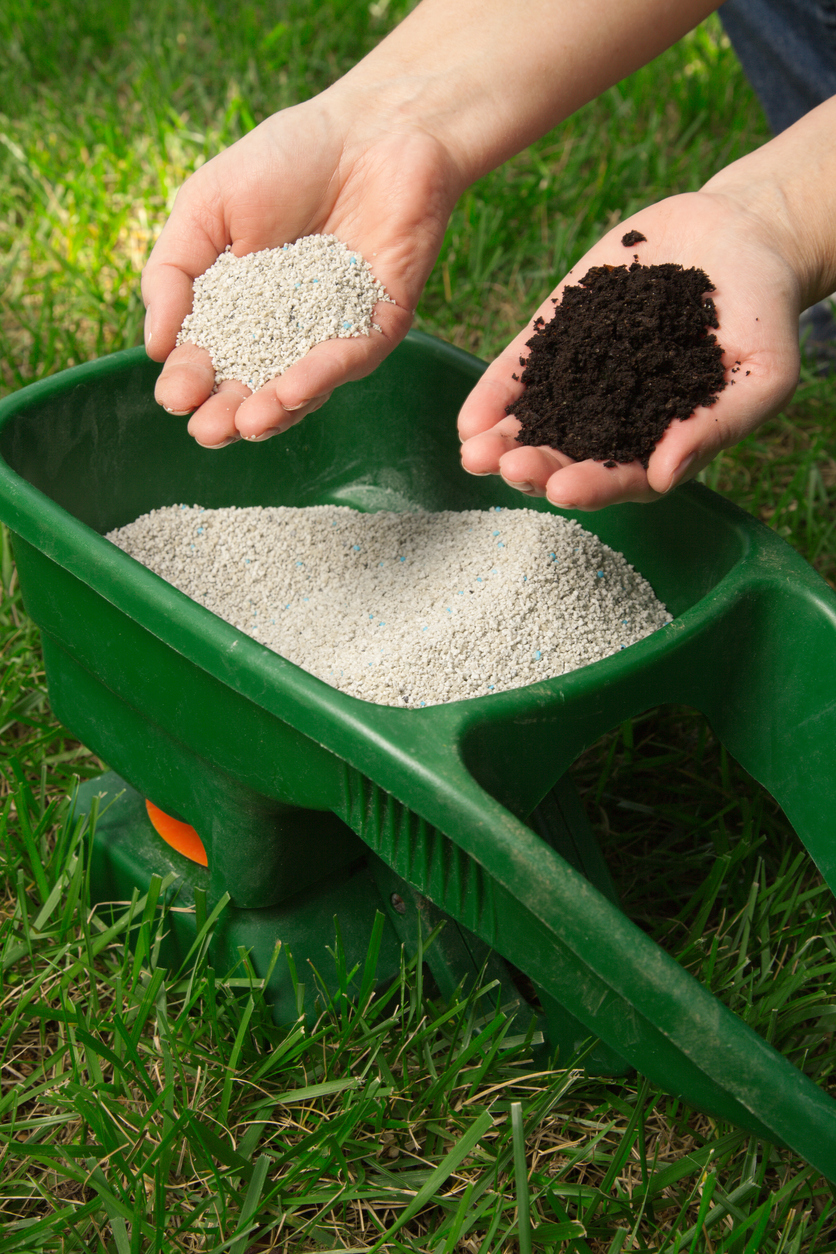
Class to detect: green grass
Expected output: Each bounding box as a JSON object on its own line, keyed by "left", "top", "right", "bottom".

{"left": 2, "top": 2, "right": 836, "bottom": 1250}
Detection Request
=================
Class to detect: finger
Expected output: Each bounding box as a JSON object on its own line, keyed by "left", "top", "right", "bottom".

{"left": 154, "top": 342, "right": 217, "bottom": 416}
{"left": 142, "top": 263, "right": 200, "bottom": 362}
{"left": 186, "top": 380, "right": 251, "bottom": 448}
{"left": 233, "top": 298, "right": 412, "bottom": 439}
{"left": 141, "top": 163, "right": 232, "bottom": 359}
{"left": 646, "top": 351, "right": 799, "bottom": 494}
{"left": 462, "top": 416, "right": 659, "bottom": 508}
{"left": 457, "top": 265, "right": 592, "bottom": 443}
{"left": 234, "top": 386, "right": 333, "bottom": 441}
{"left": 643, "top": 404, "right": 728, "bottom": 494}
{"left": 460, "top": 416, "right": 526, "bottom": 476}
{"left": 487, "top": 436, "right": 658, "bottom": 509}
{"left": 458, "top": 321, "right": 547, "bottom": 443}
{"left": 542, "top": 459, "right": 659, "bottom": 510}
{"left": 497, "top": 444, "right": 573, "bottom": 496}
{"left": 276, "top": 297, "right": 411, "bottom": 399}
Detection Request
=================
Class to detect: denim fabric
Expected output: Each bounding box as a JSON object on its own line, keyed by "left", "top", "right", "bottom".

{"left": 718, "top": 0, "right": 836, "bottom": 133}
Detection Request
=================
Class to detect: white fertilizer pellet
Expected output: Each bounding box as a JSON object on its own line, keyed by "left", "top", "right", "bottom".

{"left": 107, "top": 505, "right": 671, "bottom": 708}
{"left": 176, "top": 235, "right": 392, "bottom": 392}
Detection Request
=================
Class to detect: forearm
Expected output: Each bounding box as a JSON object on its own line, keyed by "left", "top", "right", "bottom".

{"left": 702, "top": 93, "right": 836, "bottom": 310}
{"left": 337, "top": 0, "right": 719, "bottom": 188}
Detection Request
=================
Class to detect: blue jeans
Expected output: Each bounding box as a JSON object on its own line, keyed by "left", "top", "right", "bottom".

{"left": 718, "top": 0, "right": 836, "bottom": 133}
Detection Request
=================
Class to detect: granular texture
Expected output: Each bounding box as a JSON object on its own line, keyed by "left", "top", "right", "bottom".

{"left": 508, "top": 262, "right": 727, "bottom": 468}
{"left": 107, "top": 504, "right": 671, "bottom": 708}
{"left": 176, "top": 235, "right": 393, "bottom": 392}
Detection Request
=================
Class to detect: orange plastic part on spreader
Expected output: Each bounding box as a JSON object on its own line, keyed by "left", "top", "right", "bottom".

{"left": 145, "top": 800, "right": 207, "bottom": 867}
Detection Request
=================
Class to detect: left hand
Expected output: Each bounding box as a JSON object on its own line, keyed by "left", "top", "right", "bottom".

{"left": 458, "top": 190, "right": 802, "bottom": 510}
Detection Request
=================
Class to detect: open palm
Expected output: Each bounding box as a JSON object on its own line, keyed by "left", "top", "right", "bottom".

{"left": 142, "top": 93, "right": 460, "bottom": 447}
{"left": 458, "top": 191, "right": 802, "bottom": 510}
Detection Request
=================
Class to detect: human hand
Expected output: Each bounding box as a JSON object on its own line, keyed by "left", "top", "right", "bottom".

{"left": 458, "top": 190, "right": 803, "bottom": 509}
{"left": 142, "top": 88, "right": 461, "bottom": 447}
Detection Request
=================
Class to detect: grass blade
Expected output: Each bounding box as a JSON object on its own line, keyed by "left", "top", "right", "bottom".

{"left": 511, "top": 1101, "right": 532, "bottom": 1254}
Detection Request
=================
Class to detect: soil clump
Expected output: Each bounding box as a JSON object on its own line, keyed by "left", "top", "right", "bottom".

{"left": 508, "top": 261, "right": 727, "bottom": 468}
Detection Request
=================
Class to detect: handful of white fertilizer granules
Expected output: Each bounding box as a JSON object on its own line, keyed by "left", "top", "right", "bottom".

{"left": 107, "top": 505, "right": 671, "bottom": 708}
{"left": 176, "top": 234, "right": 393, "bottom": 393}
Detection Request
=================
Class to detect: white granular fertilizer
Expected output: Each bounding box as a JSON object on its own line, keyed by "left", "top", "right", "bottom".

{"left": 107, "top": 505, "right": 671, "bottom": 708}
{"left": 176, "top": 234, "right": 392, "bottom": 392}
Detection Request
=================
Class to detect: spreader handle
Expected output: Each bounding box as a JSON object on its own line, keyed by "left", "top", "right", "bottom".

{"left": 683, "top": 575, "right": 836, "bottom": 892}
{"left": 334, "top": 731, "right": 836, "bottom": 1183}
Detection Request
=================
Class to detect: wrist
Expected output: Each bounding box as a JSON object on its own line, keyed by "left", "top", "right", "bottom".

{"left": 326, "top": 67, "right": 476, "bottom": 198}
{"left": 318, "top": 73, "right": 473, "bottom": 217}
{"left": 701, "top": 98, "right": 836, "bottom": 311}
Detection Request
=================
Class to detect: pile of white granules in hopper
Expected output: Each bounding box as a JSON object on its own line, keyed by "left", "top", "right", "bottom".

{"left": 107, "top": 504, "right": 671, "bottom": 708}
{"left": 176, "top": 234, "right": 392, "bottom": 392}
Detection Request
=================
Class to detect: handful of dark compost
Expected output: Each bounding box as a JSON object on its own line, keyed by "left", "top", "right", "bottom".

{"left": 508, "top": 261, "right": 727, "bottom": 468}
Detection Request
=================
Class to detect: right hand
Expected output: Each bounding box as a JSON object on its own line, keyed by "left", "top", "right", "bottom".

{"left": 141, "top": 88, "right": 461, "bottom": 447}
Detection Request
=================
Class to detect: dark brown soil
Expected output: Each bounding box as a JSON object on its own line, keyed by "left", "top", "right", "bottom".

{"left": 621, "top": 230, "right": 646, "bottom": 246}
{"left": 508, "top": 262, "right": 727, "bottom": 468}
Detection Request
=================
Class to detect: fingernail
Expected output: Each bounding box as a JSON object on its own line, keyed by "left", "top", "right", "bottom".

{"left": 244, "top": 426, "right": 285, "bottom": 442}
{"left": 502, "top": 477, "right": 534, "bottom": 493}
{"left": 462, "top": 467, "right": 493, "bottom": 477}
{"left": 284, "top": 393, "right": 329, "bottom": 413}
{"left": 197, "top": 435, "right": 241, "bottom": 449}
{"left": 670, "top": 452, "right": 696, "bottom": 488}
{"left": 163, "top": 405, "right": 194, "bottom": 416}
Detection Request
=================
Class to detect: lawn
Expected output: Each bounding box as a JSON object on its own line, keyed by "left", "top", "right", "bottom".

{"left": 1, "top": 2, "right": 835, "bottom": 1251}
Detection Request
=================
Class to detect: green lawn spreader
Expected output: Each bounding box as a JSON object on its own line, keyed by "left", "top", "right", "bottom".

{"left": 2, "top": 331, "right": 835, "bottom": 1180}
